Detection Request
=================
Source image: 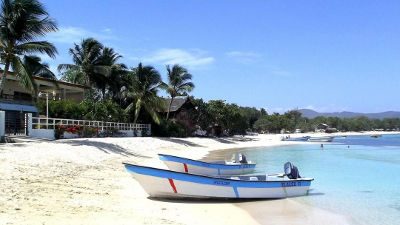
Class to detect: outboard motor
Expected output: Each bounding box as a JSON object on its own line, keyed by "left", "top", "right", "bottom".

{"left": 284, "top": 162, "right": 301, "bottom": 179}
{"left": 239, "top": 154, "right": 248, "bottom": 164}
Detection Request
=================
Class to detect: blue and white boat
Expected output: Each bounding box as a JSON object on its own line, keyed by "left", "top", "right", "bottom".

{"left": 158, "top": 153, "right": 256, "bottom": 176}
{"left": 123, "top": 162, "right": 313, "bottom": 199}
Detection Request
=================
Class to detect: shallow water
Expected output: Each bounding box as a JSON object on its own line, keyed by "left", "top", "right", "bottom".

{"left": 205, "top": 134, "right": 400, "bottom": 225}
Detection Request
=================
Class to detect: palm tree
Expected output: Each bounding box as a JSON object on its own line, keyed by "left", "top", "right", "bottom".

{"left": 164, "top": 64, "right": 194, "bottom": 120}
{"left": 58, "top": 39, "right": 124, "bottom": 100}
{"left": 23, "top": 55, "right": 56, "bottom": 80}
{"left": 22, "top": 55, "right": 57, "bottom": 96}
{"left": 99, "top": 47, "right": 126, "bottom": 100}
{"left": 125, "top": 63, "right": 164, "bottom": 124}
{"left": 0, "top": 0, "right": 58, "bottom": 94}
{"left": 58, "top": 38, "right": 108, "bottom": 92}
{"left": 61, "top": 68, "right": 86, "bottom": 84}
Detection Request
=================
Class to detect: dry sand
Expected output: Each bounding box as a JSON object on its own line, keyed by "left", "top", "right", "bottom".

{"left": 1, "top": 132, "right": 387, "bottom": 225}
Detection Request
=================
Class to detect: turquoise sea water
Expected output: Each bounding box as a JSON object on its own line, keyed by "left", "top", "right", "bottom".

{"left": 210, "top": 134, "right": 400, "bottom": 225}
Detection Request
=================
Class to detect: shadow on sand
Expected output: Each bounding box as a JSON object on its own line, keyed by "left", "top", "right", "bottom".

{"left": 212, "top": 138, "right": 236, "bottom": 144}
{"left": 148, "top": 196, "right": 278, "bottom": 204}
{"left": 154, "top": 138, "right": 205, "bottom": 147}
{"left": 149, "top": 191, "right": 324, "bottom": 204}
{"left": 61, "top": 139, "right": 151, "bottom": 158}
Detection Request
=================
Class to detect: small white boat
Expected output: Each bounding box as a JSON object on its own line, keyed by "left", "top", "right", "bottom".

{"left": 159, "top": 154, "right": 256, "bottom": 176}
{"left": 308, "top": 136, "right": 334, "bottom": 142}
{"left": 123, "top": 162, "right": 313, "bottom": 199}
{"left": 282, "top": 136, "right": 310, "bottom": 142}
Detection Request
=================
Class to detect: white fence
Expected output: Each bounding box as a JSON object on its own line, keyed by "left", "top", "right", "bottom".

{"left": 0, "top": 111, "right": 5, "bottom": 139}
{"left": 27, "top": 114, "right": 151, "bottom": 140}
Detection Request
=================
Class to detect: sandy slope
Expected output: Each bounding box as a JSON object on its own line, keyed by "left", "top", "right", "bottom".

{"left": 0, "top": 133, "right": 369, "bottom": 225}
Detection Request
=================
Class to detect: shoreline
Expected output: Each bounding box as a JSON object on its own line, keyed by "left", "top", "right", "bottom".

{"left": 1, "top": 132, "right": 398, "bottom": 224}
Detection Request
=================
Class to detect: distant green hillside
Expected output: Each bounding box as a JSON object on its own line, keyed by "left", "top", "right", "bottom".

{"left": 299, "top": 109, "right": 400, "bottom": 119}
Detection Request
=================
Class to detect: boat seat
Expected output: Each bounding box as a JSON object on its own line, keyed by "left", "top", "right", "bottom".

{"left": 230, "top": 177, "right": 240, "bottom": 180}
{"left": 249, "top": 177, "right": 258, "bottom": 181}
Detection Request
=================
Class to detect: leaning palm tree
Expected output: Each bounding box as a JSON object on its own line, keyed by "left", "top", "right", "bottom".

{"left": 124, "top": 63, "right": 164, "bottom": 124}
{"left": 164, "top": 64, "right": 195, "bottom": 120}
{"left": 0, "top": 0, "right": 58, "bottom": 94}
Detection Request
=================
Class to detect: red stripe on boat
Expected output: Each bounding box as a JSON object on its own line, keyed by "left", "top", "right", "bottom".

{"left": 168, "top": 178, "right": 178, "bottom": 193}
{"left": 183, "top": 163, "right": 188, "bottom": 173}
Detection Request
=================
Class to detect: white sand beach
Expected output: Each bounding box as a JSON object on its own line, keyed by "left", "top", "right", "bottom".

{"left": 2, "top": 132, "right": 393, "bottom": 225}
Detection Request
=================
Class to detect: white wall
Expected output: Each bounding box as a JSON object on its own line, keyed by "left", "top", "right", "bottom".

{"left": 0, "top": 111, "right": 5, "bottom": 137}
{"left": 118, "top": 130, "right": 146, "bottom": 137}
{"left": 63, "top": 132, "right": 79, "bottom": 139}
{"left": 119, "top": 130, "right": 134, "bottom": 137}
{"left": 30, "top": 129, "right": 55, "bottom": 140}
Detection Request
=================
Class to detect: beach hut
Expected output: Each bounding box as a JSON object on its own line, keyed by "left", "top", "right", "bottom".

{"left": 158, "top": 97, "right": 197, "bottom": 132}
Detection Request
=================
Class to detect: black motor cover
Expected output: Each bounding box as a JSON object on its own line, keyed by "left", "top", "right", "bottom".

{"left": 284, "top": 162, "right": 301, "bottom": 179}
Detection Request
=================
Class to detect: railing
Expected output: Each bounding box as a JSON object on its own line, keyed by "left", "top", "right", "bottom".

{"left": 32, "top": 117, "right": 151, "bottom": 132}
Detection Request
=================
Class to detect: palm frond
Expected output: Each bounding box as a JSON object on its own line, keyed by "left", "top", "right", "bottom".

{"left": 11, "top": 55, "right": 36, "bottom": 93}
{"left": 16, "top": 41, "right": 58, "bottom": 58}
{"left": 58, "top": 63, "right": 78, "bottom": 72}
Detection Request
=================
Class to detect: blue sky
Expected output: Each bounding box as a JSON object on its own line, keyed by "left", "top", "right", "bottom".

{"left": 41, "top": 0, "right": 400, "bottom": 113}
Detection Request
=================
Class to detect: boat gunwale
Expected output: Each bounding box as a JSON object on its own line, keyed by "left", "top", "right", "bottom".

{"left": 158, "top": 153, "right": 256, "bottom": 169}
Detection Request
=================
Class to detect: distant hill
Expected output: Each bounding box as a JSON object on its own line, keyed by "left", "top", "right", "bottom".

{"left": 298, "top": 109, "right": 400, "bottom": 119}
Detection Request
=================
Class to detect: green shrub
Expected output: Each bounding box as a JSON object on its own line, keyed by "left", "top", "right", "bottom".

{"left": 152, "top": 120, "right": 188, "bottom": 137}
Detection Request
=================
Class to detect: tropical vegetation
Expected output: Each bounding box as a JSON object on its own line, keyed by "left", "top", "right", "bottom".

{"left": 2, "top": 0, "right": 400, "bottom": 137}
{"left": 0, "top": 0, "right": 58, "bottom": 95}
{"left": 164, "top": 64, "right": 194, "bottom": 120}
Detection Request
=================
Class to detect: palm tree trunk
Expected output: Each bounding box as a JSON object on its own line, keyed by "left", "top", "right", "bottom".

{"left": 102, "top": 87, "right": 106, "bottom": 101}
{"left": 166, "top": 96, "right": 174, "bottom": 120}
{"left": 0, "top": 61, "right": 10, "bottom": 95}
{"left": 133, "top": 99, "right": 142, "bottom": 124}
{"left": 133, "top": 112, "right": 139, "bottom": 124}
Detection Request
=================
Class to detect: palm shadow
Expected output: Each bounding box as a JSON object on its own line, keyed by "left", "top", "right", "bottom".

{"left": 212, "top": 138, "right": 236, "bottom": 144}
{"left": 155, "top": 137, "right": 204, "bottom": 147}
{"left": 60, "top": 139, "right": 151, "bottom": 158}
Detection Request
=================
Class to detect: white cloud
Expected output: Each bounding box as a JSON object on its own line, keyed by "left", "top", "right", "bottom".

{"left": 102, "top": 28, "right": 112, "bottom": 33}
{"left": 133, "top": 48, "right": 215, "bottom": 68}
{"left": 226, "top": 51, "right": 261, "bottom": 63}
{"left": 48, "top": 26, "right": 117, "bottom": 44}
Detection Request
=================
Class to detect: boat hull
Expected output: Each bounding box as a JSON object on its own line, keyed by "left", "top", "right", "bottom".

{"left": 283, "top": 136, "right": 310, "bottom": 142}
{"left": 124, "top": 163, "right": 313, "bottom": 199}
{"left": 308, "top": 136, "right": 334, "bottom": 142}
{"left": 159, "top": 154, "right": 256, "bottom": 175}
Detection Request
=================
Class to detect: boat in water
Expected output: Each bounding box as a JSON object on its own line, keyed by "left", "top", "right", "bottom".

{"left": 282, "top": 136, "right": 310, "bottom": 142}
{"left": 371, "top": 134, "right": 382, "bottom": 138}
{"left": 123, "top": 162, "right": 313, "bottom": 199}
{"left": 308, "top": 136, "right": 334, "bottom": 142}
{"left": 159, "top": 153, "right": 256, "bottom": 176}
